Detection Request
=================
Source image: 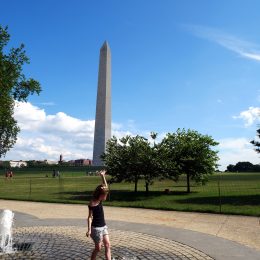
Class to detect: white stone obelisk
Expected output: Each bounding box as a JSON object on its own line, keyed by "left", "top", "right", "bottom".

{"left": 92, "top": 41, "right": 111, "bottom": 166}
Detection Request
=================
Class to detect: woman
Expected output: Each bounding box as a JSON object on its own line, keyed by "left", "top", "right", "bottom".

{"left": 86, "top": 170, "right": 111, "bottom": 260}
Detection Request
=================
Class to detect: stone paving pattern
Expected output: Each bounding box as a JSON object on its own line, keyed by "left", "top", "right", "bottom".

{"left": 1, "top": 226, "right": 214, "bottom": 260}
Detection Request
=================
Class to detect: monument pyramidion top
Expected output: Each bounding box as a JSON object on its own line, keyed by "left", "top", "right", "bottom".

{"left": 101, "top": 40, "right": 110, "bottom": 51}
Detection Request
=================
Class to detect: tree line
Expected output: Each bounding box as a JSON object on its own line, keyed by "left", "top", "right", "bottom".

{"left": 226, "top": 162, "right": 260, "bottom": 172}
{"left": 102, "top": 129, "right": 219, "bottom": 193}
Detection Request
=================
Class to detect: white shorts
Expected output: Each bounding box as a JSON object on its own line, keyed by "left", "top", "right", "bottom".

{"left": 91, "top": 225, "right": 109, "bottom": 243}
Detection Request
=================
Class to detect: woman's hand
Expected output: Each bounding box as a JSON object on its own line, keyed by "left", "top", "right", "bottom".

{"left": 86, "top": 230, "right": 91, "bottom": 237}
{"left": 99, "top": 170, "right": 108, "bottom": 188}
{"left": 99, "top": 170, "right": 106, "bottom": 176}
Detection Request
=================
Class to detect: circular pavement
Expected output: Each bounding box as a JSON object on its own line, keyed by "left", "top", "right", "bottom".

{"left": 1, "top": 226, "right": 214, "bottom": 260}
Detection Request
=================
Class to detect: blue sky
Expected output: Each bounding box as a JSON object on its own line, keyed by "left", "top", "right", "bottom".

{"left": 2, "top": 0, "right": 260, "bottom": 169}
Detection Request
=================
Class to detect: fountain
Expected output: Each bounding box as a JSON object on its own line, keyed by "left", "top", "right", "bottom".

{"left": 0, "top": 209, "right": 14, "bottom": 254}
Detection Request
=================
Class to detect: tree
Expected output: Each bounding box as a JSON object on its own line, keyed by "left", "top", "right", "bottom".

{"left": 0, "top": 25, "right": 41, "bottom": 157}
{"left": 0, "top": 160, "right": 10, "bottom": 169}
{"left": 102, "top": 134, "right": 161, "bottom": 193}
{"left": 226, "top": 161, "right": 260, "bottom": 172}
{"left": 233, "top": 161, "right": 254, "bottom": 172}
{"left": 251, "top": 128, "right": 260, "bottom": 154}
{"left": 160, "top": 129, "right": 219, "bottom": 193}
{"left": 226, "top": 164, "right": 235, "bottom": 172}
{"left": 102, "top": 135, "right": 140, "bottom": 192}
{"left": 137, "top": 132, "right": 161, "bottom": 193}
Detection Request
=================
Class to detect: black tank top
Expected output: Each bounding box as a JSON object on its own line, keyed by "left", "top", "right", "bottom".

{"left": 88, "top": 202, "right": 106, "bottom": 227}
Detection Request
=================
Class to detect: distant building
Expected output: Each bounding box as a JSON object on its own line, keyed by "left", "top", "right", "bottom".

{"left": 10, "top": 160, "right": 27, "bottom": 168}
{"left": 44, "top": 160, "right": 59, "bottom": 165}
{"left": 74, "top": 159, "right": 92, "bottom": 166}
{"left": 68, "top": 160, "right": 75, "bottom": 165}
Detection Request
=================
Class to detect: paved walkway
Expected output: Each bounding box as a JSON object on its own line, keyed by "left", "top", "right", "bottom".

{"left": 0, "top": 200, "right": 260, "bottom": 259}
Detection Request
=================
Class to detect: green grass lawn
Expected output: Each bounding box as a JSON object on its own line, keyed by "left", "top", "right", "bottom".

{"left": 0, "top": 170, "right": 259, "bottom": 216}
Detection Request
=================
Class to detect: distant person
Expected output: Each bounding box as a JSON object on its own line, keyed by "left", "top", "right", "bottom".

{"left": 86, "top": 170, "right": 111, "bottom": 260}
{"left": 52, "top": 169, "right": 56, "bottom": 178}
{"left": 9, "top": 171, "right": 13, "bottom": 179}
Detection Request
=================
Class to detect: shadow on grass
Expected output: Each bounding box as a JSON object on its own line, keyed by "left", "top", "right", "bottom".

{"left": 110, "top": 190, "right": 159, "bottom": 202}
{"left": 178, "top": 194, "right": 260, "bottom": 206}
{"left": 57, "top": 190, "right": 191, "bottom": 202}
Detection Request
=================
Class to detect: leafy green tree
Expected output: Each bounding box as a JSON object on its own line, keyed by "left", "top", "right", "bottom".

{"left": 101, "top": 136, "right": 129, "bottom": 182}
{"left": 251, "top": 128, "right": 260, "bottom": 154}
{"left": 0, "top": 26, "right": 41, "bottom": 157}
{"left": 137, "top": 132, "right": 161, "bottom": 193}
{"left": 127, "top": 135, "right": 149, "bottom": 192}
{"left": 233, "top": 161, "right": 254, "bottom": 172}
{"left": 102, "top": 135, "right": 144, "bottom": 192}
{"left": 160, "top": 129, "right": 219, "bottom": 193}
{"left": 102, "top": 134, "right": 161, "bottom": 192}
{"left": 226, "top": 161, "right": 260, "bottom": 172}
{"left": 226, "top": 164, "right": 235, "bottom": 172}
{"left": 0, "top": 160, "right": 10, "bottom": 169}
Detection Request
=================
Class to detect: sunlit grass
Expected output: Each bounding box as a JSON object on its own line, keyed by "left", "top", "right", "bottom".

{"left": 0, "top": 171, "right": 259, "bottom": 216}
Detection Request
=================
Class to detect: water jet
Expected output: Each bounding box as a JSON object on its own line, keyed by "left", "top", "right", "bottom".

{"left": 0, "top": 209, "right": 14, "bottom": 254}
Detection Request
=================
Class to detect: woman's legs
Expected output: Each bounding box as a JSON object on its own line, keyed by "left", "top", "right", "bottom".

{"left": 91, "top": 242, "right": 102, "bottom": 260}
{"left": 103, "top": 234, "right": 111, "bottom": 260}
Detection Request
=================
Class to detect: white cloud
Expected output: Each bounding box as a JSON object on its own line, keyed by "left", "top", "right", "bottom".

{"left": 233, "top": 107, "right": 260, "bottom": 127}
{"left": 242, "top": 52, "right": 260, "bottom": 61}
{"left": 218, "top": 137, "right": 259, "bottom": 170}
{"left": 4, "top": 102, "right": 133, "bottom": 161}
{"left": 186, "top": 25, "right": 260, "bottom": 62}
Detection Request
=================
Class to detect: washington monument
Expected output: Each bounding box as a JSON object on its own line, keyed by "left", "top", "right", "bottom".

{"left": 92, "top": 41, "right": 111, "bottom": 166}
